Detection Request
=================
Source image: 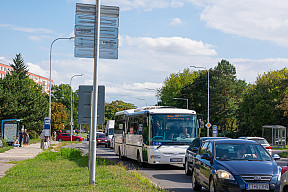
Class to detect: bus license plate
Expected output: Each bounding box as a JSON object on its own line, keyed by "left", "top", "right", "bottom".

{"left": 170, "top": 158, "right": 183, "bottom": 162}
{"left": 246, "top": 184, "right": 269, "bottom": 190}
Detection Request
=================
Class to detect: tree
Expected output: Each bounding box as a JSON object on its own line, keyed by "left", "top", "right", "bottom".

{"left": 0, "top": 55, "right": 48, "bottom": 133}
{"left": 51, "top": 101, "right": 68, "bottom": 131}
{"left": 238, "top": 68, "right": 288, "bottom": 136}
{"left": 158, "top": 68, "right": 198, "bottom": 108}
{"left": 10, "top": 53, "right": 29, "bottom": 79}
{"left": 105, "top": 100, "right": 136, "bottom": 121}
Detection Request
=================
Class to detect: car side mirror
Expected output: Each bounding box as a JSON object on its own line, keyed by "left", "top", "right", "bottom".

{"left": 201, "top": 153, "right": 211, "bottom": 160}
{"left": 272, "top": 154, "right": 280, "bottom": 161}
{"left": 192, "top": 147, "right": 199, "bottom": 152}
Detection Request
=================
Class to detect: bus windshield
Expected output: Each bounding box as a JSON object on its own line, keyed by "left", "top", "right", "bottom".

{"left": 151, "top": 114, "right": 197, "bottom": 145}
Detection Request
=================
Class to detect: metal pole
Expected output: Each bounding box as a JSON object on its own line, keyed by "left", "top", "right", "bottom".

{"left": 207, "top": 69, "right": 209, "bottom": 137}
{"left": 49, "top": 37, "right": 74, "bottom": 120}
{"left": 89, "top": 0, "right": 101, "bottom": 185}
{"left": 70, "top": 74, "right": 83, "bottom": 141}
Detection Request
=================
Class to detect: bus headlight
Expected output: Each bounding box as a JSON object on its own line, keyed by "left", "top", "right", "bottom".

{"left": 150, "top": 155, "right": 161, "bottom": 159}
{"left": 217, "top": 170, "right": 235, "bottom": 180}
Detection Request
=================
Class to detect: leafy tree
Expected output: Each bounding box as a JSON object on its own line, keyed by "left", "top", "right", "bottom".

{"left": 105, "top": 100, "right": 136, "bottom": 121}
{"left": 51, "top": 101, "right": 68, "bottom": 131}
{"left": 238, "top": 68, "right": 288, "bottom": 136}
{"left": 158, "top": 68, "right": 199, "bottom": 108}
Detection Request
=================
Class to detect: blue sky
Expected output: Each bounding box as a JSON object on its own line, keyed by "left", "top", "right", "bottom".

{"left": 1, "top": 0, "right": 288, "bottom": 107}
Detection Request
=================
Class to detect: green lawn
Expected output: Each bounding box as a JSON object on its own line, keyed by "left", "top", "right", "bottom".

{"left": 0, "top": 148, "right": 163, "bottom": 192}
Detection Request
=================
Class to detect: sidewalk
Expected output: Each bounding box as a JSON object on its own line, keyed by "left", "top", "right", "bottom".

{"left": 0, "top": 141, "right": 58, "bottom": 178}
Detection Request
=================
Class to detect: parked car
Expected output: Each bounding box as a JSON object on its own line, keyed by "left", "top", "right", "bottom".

{"left": 238, "top": 137, "right": 272, "bottom": 155}
{"left": 0, "top": 139, "right": 2, "bottom": 148}
{"left": 97, "top": 132, "right": 107, "bottom": 146}
{"left": 280, "top": 166, "right": 288, "bottom": 192}
{"left": 184, "top": 137, "right": 228, "bottom": 176}
{"left": 56, "top": 133, "right": 84, "bottom": 142}
{"left": 192, "top": 139, "right": 281, "bottom": 192}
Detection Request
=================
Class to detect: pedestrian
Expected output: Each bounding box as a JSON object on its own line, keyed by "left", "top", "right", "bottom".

{"left": 40, "top": 130, "right": 45, "bottom": 149}
{"left": 18, "top": 129, "right": 23, "bottom": 147}
{"left": 23, "top": 129, "right": 29, "bottom": 147}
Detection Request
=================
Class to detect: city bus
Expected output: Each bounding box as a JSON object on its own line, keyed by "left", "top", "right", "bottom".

{"left": 113, "top": 106, "right": 201, "bottom": 166}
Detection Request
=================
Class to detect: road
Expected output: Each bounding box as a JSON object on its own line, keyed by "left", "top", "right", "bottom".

{"left": 65, "top": 141, "right": 288, "bottom": 192}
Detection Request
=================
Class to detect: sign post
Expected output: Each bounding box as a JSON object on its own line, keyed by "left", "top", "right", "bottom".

{"left": 212, "top": 125, "right": 217, "bottom": 137}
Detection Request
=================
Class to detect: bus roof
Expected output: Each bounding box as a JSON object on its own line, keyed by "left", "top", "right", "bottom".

{"left": 115, "top": 106, "right": 196, "bottom": 116}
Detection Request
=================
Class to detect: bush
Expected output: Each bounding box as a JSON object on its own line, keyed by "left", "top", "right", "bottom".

{"left": 2, "top": 139, "right": 9, "bottom": 147}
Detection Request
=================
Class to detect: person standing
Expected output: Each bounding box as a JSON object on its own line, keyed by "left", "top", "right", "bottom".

{"left": 18, "top": 129, "right": 23, "bottom": 147}
{"left": 23, "top": 129, "right": 29, "bottom": 147}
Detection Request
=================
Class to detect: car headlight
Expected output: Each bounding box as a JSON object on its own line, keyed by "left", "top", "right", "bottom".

{"left": 217, "top": 169, "right": 235, "bottom": 180}
{"left": 150, "top": 155, "right": 161, "bottom": 159}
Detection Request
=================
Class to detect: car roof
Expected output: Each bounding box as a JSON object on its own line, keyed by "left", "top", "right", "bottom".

{"left": 238, "top": 137, "right": 266, "bottom": 140}
{"left": 213, "top": 139, "right": 258, "bottom": 144}
{"left": 200, "top": 137, "right": 228, "bottom": 141}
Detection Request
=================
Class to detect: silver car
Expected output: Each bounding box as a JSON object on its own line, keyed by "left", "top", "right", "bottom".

{"left": 238, "top": 137, "right": 272, "bottom": 155}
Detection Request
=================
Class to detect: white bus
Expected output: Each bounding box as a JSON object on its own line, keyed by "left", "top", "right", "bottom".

{"left": 114, "top": 106, "right": 200, "bottom": 166}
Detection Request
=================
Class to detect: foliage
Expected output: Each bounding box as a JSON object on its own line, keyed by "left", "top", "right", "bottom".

{"left": 9, "top": 53, "right": 28, "bottom": 79}
{"left": 238, "top": 68, "right": 288, "bottom": 136}
{"left": 158, "top": 68, "right": 199, "bottom": 108}
{"left": 51, "top": 101, "right": 68, "bottom": 131}
{"left": 0, "top": 54, "right": 48, "bottom": 133}
{"left": 105, "top": 100, "right": 136, "bottom": 122}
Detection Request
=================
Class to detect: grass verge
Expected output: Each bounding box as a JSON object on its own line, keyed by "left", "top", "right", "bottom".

{"left": 0, "top": 146, "right": 13, "bottom": 153}
{"left": 0, "top": 148, "right": 163, "bottom": 192}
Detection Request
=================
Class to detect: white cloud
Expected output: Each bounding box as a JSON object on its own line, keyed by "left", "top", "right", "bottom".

{"left": 188, "top": 0, "right": 288, "bottom": 47}
{"left": 78, "top": 0, "right": 184, "bottom": 11}
{"left": 29, "top": 35, "right": 52, "bottom": 42}
{"left": 170, "top": 18, "right": 183, "bottom": 26}
{"left": 121, "top": 35, "right": 217, "bottom": 56}
{"left": 0, "top": 24, "right": 54, "bottom": 34}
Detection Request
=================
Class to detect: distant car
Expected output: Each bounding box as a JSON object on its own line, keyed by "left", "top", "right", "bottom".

{"left": 97, "top": 133, "right": 107, "bottom": 146}
{"left": 238, "top": 137, "right": 272, "bottom": 155}
{"left": 280, "top": 166, "right": 288, "bottom": 192}
{"left": 56, "top": 133, "right": 84, "bottom": 142}
{"left": 192, "top": 139, "right": 281, "bottom": 192}
{"left": 184, "top": 137, "right": 228, "bottom": 176}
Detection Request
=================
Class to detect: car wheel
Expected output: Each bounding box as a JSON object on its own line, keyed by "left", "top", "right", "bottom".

{"left": 185, "top": 159, "right": 192, "bottom": 176}
{"left": 209, "top": 178, "right": 216, "bottom": 192}
{"left": 76, "top": 138, "right": 80, "bottom": 141}
{"left": 59, "top": 138, "right": 63, "bottom": 142}
{"left": 192, "top": 169, "right": 202, "bottom": 191}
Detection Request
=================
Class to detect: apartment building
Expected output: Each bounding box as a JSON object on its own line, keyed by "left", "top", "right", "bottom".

{"left": 0, "top": 63, "right": 52, "bottom": 93}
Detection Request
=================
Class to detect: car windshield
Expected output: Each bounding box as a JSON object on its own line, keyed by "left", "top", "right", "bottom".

{"left": 215, "top": 143, "right": 271, "bottom": 161}
{"left": 151, "top": 114, "right": 197, "bottom": 145}
{"left": 250, "top": 139, "right": 269, "bottom": 144}
{"left": 97, "top": 134, "right": 106, "bottom": 138}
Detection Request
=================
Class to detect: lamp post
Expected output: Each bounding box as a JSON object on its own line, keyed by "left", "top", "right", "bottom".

{"left": 70, "top": 74, "right": 84, "bottom": 141}
{"left": 137, "top": 98, "right": 147, "bottom": 107}
{"left": 172, "top": 98, "right": 189, "bottom": 109}
{"left": 49, "top": 37, "right": 74, "bottom": 121}
{"left": 190, "top": 66, "right": 210, "bottom": 136}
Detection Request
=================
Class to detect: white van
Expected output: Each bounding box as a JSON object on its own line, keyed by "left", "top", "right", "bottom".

{"left": 105, "top": 120, "right": 114, "bottom": 148}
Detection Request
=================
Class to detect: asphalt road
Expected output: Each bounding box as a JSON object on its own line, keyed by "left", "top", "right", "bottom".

{"left": 65, "top": 141, "right": 288, "bottom": 192}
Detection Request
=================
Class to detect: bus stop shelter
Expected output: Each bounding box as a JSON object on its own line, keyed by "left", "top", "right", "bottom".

{"left": 262, "top": 125, "right": 286, "bottom": 148}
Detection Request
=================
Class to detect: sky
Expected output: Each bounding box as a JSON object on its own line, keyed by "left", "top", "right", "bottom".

{"left": 1, "top": 0, "right": 288, "bottom": 107}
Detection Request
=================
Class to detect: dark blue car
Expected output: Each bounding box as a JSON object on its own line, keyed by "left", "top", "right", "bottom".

{"left": 192, "top": 139, "right": 281, "bottom": 192}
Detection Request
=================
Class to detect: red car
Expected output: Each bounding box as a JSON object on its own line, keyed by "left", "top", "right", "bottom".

{"left": 56, "top": 133, "right": 84, "bottom": 142}
{"left": 97, "top": 133, "right": 107, "bottom": 145}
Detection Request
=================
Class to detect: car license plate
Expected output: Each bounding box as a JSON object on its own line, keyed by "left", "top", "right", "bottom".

{"left": 170, "top": 158, "right": 183, "bottom": 162}
{"left": 246, "top": 184, "right": 269, "bottom": 190}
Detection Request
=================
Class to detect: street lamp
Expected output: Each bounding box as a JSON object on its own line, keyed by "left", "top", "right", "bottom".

{"left": 172, "top": 98, "right": 188, "bottom": 109}
{"left": 190, "top": 65, "right": 210, "bottom": 136}
{"left": 70, "top": 74, "right": 84, "bottom": 141}
{"left": 137, "top": 98, "right": 147, "bottom": 107}
{"left": 49, "top": 37, "right": 75, "bottom": 121}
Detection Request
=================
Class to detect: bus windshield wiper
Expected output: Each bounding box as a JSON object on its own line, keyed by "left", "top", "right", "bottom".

{"left": 157, "top": 143, "right": 163, "bottom": 149}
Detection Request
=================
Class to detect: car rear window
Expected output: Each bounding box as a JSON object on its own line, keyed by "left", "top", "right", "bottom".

{"left": 251, "top": 139, "right": 269, "bottom": 144}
